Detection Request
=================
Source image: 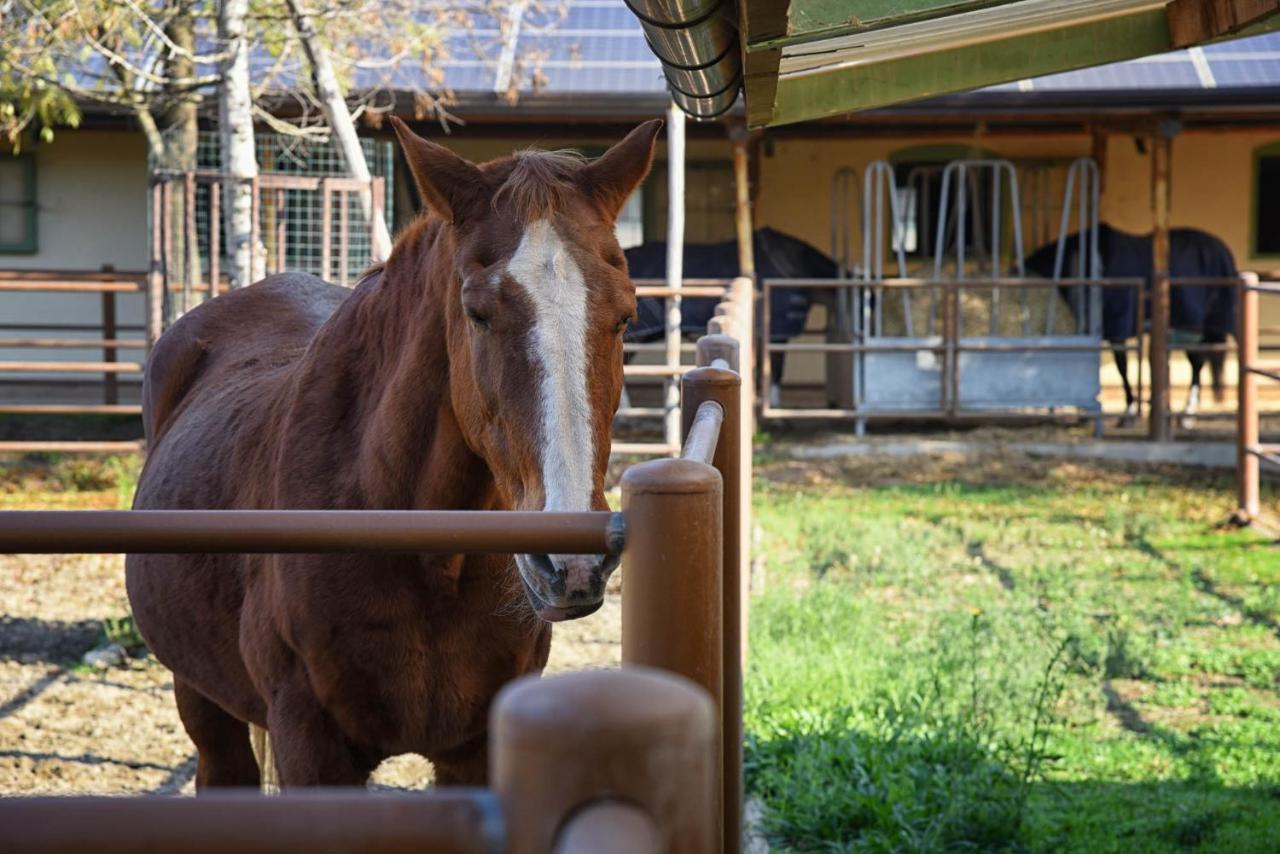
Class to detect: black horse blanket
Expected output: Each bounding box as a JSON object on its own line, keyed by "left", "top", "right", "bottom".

{"left": 1024, "top": 223, "right": 1237, "bottom": 343}
{"left": 623, "top": 227, "right": 837, "bottom": 343}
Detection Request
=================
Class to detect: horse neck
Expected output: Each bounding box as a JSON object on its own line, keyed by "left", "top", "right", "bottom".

{"left": 279, "top": 220, "right": 499, "bottom": 512}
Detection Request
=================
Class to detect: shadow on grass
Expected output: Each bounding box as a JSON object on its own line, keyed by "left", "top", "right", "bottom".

{"left": 747, "top": 724, "right": 1280, "bottom": 852}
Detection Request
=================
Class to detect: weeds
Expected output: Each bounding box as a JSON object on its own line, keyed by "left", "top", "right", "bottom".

{"left": 747, "top": 463, "right": 1280, "bottom": 851}
{"left": 101, "top": 614, "right": 147, "bottom": 654}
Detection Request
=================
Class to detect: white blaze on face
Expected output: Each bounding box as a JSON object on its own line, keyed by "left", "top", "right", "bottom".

{"left": 506, "top": 219, "right": 593, "bottom": 513}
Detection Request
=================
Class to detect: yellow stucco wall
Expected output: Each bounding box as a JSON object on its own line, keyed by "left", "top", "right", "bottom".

{"left": 751, "top": 129, "right": 1280, "bottom": 333}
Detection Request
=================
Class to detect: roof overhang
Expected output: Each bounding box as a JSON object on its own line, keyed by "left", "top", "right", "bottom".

{"left": 740, "top": 0, "right": 1280, "bottom": 127}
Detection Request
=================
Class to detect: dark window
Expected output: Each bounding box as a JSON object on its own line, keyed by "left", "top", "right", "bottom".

{"left": 0, "top": 154, "right": 37, "bottom": 254}
{"left": 894, "top": 161, "right": 995, "bottom": 263}
{"left": 1255, "top": 150, "right": 1280, "bottom": 256}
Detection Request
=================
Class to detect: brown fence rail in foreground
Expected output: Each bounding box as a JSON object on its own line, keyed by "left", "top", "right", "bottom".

{"left": 1237, "top": 273, "right": 1280, "bottom": 522}
{"left": 0, "top": 510, "right": 622, "bottom": 555}
{"left": 0, "top": 320, "right": 750, "bottom": 852}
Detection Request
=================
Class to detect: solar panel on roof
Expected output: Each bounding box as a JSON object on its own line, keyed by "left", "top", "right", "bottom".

{"left": 1210, "top": 58, "right": 1280, "bottom": 86}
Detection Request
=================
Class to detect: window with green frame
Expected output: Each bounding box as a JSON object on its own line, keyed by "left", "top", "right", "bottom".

{"left": 0, "top": 153, "right": 37, "bottom": 253}
{"left": 1252, "top": 141, "right": 1280, "bottom": 258}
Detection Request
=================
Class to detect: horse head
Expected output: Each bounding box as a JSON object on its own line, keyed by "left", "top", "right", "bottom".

{"left": 388, "top": 117, "right": 660, "bottom": 621}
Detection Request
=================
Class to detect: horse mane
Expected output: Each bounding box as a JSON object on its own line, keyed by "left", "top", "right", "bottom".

{"left": 491, "top": 148, "right": 588, "bottom": 220}
{"left": 359, "top": 148, "right": 589, "bottom": 283}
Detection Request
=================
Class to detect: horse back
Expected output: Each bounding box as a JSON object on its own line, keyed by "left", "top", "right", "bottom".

{"left": 141, "top": 274, "right": 347, "bottom": 449}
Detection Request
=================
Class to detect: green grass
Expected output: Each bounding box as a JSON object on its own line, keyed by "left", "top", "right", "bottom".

{"left": 747, "top": 459, "right": 1280, "bottom": 852}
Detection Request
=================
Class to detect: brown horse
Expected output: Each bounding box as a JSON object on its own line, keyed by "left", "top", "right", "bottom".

{"left": 125, "top": 118, "right": 660, "bottom": 788}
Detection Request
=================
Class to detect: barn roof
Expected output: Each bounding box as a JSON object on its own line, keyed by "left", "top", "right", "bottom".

{"left": 427, "top": 2, "right": 1280, "bottom": 122}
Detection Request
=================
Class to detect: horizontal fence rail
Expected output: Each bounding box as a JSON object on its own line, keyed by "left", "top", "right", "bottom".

{"left": 0, "top": 510, "right": 624, "bottom": 555}
{"left": 0, "top": 791, "right": 505, "bottom": 854}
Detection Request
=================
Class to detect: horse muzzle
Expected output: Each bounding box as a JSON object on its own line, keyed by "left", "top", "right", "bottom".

{"left": 515, "top": 552, "right": 620, "bottom": 622}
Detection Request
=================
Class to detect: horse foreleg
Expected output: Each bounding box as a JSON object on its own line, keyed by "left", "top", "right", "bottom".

{"left": 430, "top": 732, "right": 489, "bottom": 787}
{"left": 174, "top": 679, "right": 261, "bottom": 791}
{"left": 1183, "top": 348, "right": 1205, "bottom": 429}
{"left": 266, "top": 676, "right": 376, "bottom": 788}
{"left": 1112, "top": 347, "right": 1137, "bottom": 427}
{"left": 1206, "top": 331, "right": 1228, "bottom": 403}
{"left": 770, "top": 351, "right": 785, "bottom": 409}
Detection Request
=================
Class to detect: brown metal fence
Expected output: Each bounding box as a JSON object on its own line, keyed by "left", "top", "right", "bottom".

{"left": 761, "top": 275, "right": 1280, "bottom": 434}
{"left": 0, "top": 269, "right": 149, "bottom": 454}
{"left": 1237, "top": 273, "right": 1280, "bottom": 523}
{"left": 0, "top": 284, "right": 756, "bottom": 853}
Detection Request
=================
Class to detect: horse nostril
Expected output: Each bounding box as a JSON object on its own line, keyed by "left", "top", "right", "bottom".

{"left": 554, "top": 554, "right": 615, "bottom": 601}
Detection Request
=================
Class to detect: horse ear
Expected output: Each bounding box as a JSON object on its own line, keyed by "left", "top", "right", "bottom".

{"left": 389, "top": 116, "right": 485, "bottom": 223}
{"left": 584, "top": 119, "right": 663, "bottom": 221}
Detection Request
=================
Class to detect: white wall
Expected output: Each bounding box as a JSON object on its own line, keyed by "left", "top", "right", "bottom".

{"left": 0, "top": 131, "right": 150, "bottom": 393}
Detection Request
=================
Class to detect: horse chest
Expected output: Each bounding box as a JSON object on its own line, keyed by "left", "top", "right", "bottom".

{"left": 269, "top": 560, "right": 549, "bottom": 757}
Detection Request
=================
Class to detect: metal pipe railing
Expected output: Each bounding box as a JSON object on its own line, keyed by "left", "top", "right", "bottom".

{"left": 0, "top": 791, "right": 505, "bottom": 854}
{"left": 0, "top": 510, "right": 623, "bottom": 556}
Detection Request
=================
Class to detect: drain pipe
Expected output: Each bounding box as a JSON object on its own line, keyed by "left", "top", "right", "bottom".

{"left": 625, "top": 0, "right": 742, "bottom": 120}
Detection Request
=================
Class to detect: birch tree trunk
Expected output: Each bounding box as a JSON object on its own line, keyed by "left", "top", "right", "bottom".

{"left": 218, "top": 0, "right": 261, "bottom": 287}
{"left": 285, "top": 0, "right": 393, "bottom": 264}
{"left": 163, "top": 4, "right": 201, "bottom": 313}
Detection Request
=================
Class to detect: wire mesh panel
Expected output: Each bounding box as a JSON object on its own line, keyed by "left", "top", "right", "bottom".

{"left": 150, "top": 131, "right": 394, "bottom": 304}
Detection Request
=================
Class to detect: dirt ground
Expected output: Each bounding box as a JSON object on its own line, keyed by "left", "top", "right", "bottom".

{"left": 0, "top": 549, "right": 623, "bottom": 796}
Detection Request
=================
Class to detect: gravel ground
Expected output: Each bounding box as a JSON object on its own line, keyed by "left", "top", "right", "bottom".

{"left": 0, "top": 536, "right": 622, "bottom": 796}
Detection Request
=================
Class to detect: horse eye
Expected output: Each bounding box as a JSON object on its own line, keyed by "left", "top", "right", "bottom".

{"left": 466, "top": 307, "right": 491, "bottom": 329}
{"left": 616, "top": 315, "right": 635, "bottom": 334}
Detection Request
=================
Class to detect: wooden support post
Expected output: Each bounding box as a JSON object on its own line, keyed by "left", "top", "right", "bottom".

{"left": 1149, "top": 127, "right": 1174, "bottom": 441}
{"left": 339, "top": 190, "right": 351, "bottom": 287}
{"left": 1238, "top": 272, "right": 1260, "bottom": 521}
{"left": 148, "top": 182, "right": 165, "bottom": 347}
{"left": 495, "top": 668, "right": 715, "bottom": 854}
{"left": 320, "top": 179, "right": 333, "bottom": 282}
{"left": 161, "top": 180, "right": 174, "bottom": 324}
{"left": 371, "top": 178, "right": 386, "bottom": 258}
{"left": 100, "top": 274, "right": 118, "bottom": 406}
{"left": 665, "top": 101, "right": 686, "bottom": 454}
{"left": 622, "top": 457, "right": 723, "bottom": 852}
{"left": 683, "top": 358, "right": 742, "bottom": 854}
{"left": 275, "top": 188, "right": 287, "bottom": 274}
{"left": 730, "top": 122, "right": 755, "bottom": 278}
{"left": 183, "top": 172, "right": 196, "bottom": 314}
{"left": 210, "top": 182, "right": 221, "bottom": 299}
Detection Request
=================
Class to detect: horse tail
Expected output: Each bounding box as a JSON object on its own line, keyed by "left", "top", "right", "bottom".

{"left": 140, "top": 320, "right": 208, "bottom": 447}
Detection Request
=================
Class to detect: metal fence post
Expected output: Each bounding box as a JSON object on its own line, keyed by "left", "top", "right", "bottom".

{"left": 621, "top": 458, "right": 724, "bottom": 851}
{"left": 494, "top": 668, "right": 715, "bottom": 854}
{"left": 1238, "top": 272, "right": 1260, "bottom": 522}
{"left": 682, "top": 357, "right": 742, "bottom": 854}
